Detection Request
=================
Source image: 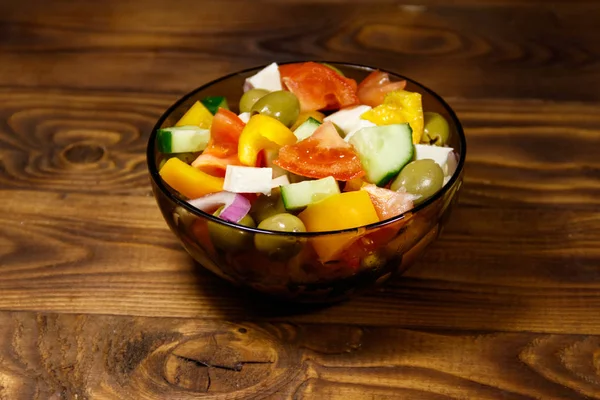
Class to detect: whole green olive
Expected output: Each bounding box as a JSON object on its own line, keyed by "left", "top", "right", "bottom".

{"left": 254, "top": 213, "right": 306, "bottom": 259}
{"left": 250, "top": 90, "right": 300, "bottom": 128}
{"left": 421, "top": 112, "right": 450, "bottom": 146}
{"left": 208, "top": 206, "right": 256, "bottom": 251}
{"left": 250, "top": 191, "right": 287, "bottom": 224}
{"left": 239, "top": 88, "right": 269, "bottom": 113}
{"left": 391, "top": 159, "right": 444, "bottom": 205}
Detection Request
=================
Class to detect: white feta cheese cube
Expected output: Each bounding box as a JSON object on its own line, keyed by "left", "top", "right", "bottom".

{"left": 223, "top": 165, "right": 273, "bottom": 195}
{"left": 244, "top": 62, "right": 282, "bottom": 92}
{"left": 324, "top": 105, "right": 372, "bottom": 137}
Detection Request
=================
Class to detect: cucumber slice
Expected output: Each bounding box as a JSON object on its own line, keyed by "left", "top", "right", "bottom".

{"left": 349, "top": 123, "right": 414, "bottom": 186}
{"left": 157, "top": 125, "right": 210, "bottom": 154}
{"left": 280, "top": 176, "right": 340, "bottom": 211}
{"left": 201, "top": 96, "right": 229, "bottom": 115}
{"left": 293, "top": 117, "right": 321, "bottom": 141}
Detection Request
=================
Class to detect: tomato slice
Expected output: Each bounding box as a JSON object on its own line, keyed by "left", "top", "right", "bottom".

{"left": 273, "top": 121, "right": 364, "bottom": 181}
{"left": 279, "top": 62, "right": 359, "bottom": 112}
{"left": 358, "top": 70, "right": 407, "bottom": 108}
{"left": 203, "top": 108, "right": 245, "bottom": 157}
{"left": 361, "top": 184, "right": 414, "bottom": 220}
{"left": 192, "top": 108, "right": 244, "bottom": 175}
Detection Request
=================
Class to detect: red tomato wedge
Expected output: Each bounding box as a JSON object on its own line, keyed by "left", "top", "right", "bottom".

{"left": 360, "top": 184, "right": 414, "bottom": 220}
{"left": 273, "top": 121, "right": 364, "bottom": 181}
{"left": 202, "top": 108, "right": 245, "bottom": 157}
{"left": 358, "top": 70, "right": 407, "bottom": 108}
{"left": 279, "top": 62, "right": 359, "bottom": 112}
{"left": 192, "top": 108, "right": 244, "bottom": 176}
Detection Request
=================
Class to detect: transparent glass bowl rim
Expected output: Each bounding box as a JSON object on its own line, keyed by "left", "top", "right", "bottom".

{"left": 147, "top": 61, "right": 467, "bottom": 238}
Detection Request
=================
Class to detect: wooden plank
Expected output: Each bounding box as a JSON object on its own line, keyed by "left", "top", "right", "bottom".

{"left": 0, "top": 312, "right": 598, "bottom": 399}
{"left": 0, "top": 1, "right": 599, "bottom": 100}
{"left": 0, "top": 189, "right": 599, "bottom": 334}
{"left": 1, "top": 89, "right": 599, "bottom": 207}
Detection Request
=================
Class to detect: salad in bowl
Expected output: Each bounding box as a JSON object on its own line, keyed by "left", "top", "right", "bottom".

{"left": 148, "top": 62, "right": 466, "bottom": 302}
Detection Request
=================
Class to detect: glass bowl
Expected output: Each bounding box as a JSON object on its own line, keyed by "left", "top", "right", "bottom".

{"left": 147, "top": 62, "right": 466, "bottom": 303}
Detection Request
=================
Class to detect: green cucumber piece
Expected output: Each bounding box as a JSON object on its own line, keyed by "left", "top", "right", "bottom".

{"left": 280, "top": 176, "right": 340, "bottom": 211}
{"left": 201, "top": 96, "right": 229, "bottom": 115}
{"left": 349, "top": 123, "right": 414, "bottom": 186}
{"left": 157, "top": 125, "right": 210, "bottom": 154}
{"left": 293, "top": 117, "right": 321, "bottom": 141}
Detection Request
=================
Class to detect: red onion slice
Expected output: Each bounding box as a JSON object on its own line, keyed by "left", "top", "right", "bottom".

{"left": 187, "top": 191, "right": 251, "bottom": 223}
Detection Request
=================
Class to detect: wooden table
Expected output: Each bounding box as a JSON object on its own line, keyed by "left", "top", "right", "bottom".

{"left": 1, "top": 0, "right": 599, "bottom": 398}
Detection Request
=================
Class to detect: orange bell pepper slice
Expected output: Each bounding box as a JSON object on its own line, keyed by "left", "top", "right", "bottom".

{"left": 298, "top": 191, "right": 379, "bottom": 262}
{"left": 159, "top": 157, "right": 224, "bottom": 199}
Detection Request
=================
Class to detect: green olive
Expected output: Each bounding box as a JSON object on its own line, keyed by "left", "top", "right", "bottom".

{"left": 239, "top": 88, "right": 269, "bottom": 113}
{"left": 254, "top": 213, "right": 306, "bottom": 259}
{"left": 208, "top": 206, "right": 256, "bottom": 251}
{"left": 250, "top": 90, "right": 300, "bottom": 128}
{"left": 421, "top": 112, "right": 450, "bottom": 146}
{"left": 250, "top": 191, "right": 287, "bottom": 224}
{"left": 391, "top": 159, "right": 444, "bottom": 205}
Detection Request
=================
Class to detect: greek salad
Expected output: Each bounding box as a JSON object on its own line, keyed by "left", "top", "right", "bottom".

{"left": 157, "top": 62, "right": 458, "bottom": 261}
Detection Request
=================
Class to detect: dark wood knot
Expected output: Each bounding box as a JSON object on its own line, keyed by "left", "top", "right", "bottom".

{"left": 62, "top": 142, "right": 106, "bottom": 164}
{"left": 163, "top": 330, "right": 277, "bottom": 393}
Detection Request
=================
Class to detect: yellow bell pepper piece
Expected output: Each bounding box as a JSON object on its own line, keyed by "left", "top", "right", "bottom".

{"left": 299, "top": 191, "right": 379, "bottom": 262}
{"left": 290, "top": 110, "right": 326, "bottom": 131}
{"left": 362, "top": 90, "right": 424, "bottom": 144}
{"left": 175, "top": 101, "right": 213, "bottom": 129}
{"left": 159, "top": 157, "right": 223, "bottom": 199}
{"left": 238, "top": 114, "right": 297, "bottom": 166}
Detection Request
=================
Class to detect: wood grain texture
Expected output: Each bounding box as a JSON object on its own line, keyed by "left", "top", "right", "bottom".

{"left": 1, "top": 1, "right": 600, "bottom": 101}
{"left": 0, "top": 312, "right": 599, "bottom": 399}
